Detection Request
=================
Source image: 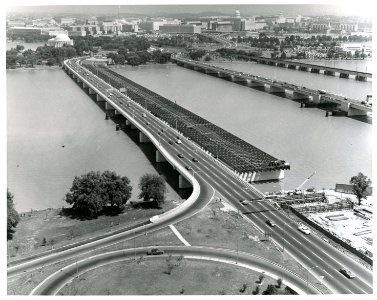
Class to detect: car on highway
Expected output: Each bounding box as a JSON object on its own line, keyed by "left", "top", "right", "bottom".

{"left": 147, "top": 248, "right": 164, "bottom": 256}
{"left": 192, "top": 158, "right": 198, "bottom": 162}
{"left": 266, "top": 220, "right": 276, "bottom": 227}
{"left": 176, "top": 139, "right": 182, "bottom": 144}
{"left": 298, "top": 225, "right": 311, "bottom": 235}
{"left": 168, "top": 140, "right": 173, "bottom": 145}
{"left": 142, "top": 113, "right": 146, "bottom": 117}
{"left": 241, "top": 200, "right": 248, "bottom": 205}
{"left": 177, "top": 154, "right": 184, "bottom": 158}
{"left": 185, "top": 166, "right": 192, "bottom": 171}
{"left": 273, "top": 202, "right": 281, "bottom": 210}
{"left": 145, "top": 121, "right": 150, "bottom": 125}
{"left": 339, "top": 268, "right": 356, "bottom": 279}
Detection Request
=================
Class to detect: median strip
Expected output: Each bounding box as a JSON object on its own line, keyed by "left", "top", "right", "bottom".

{"left": 169, "top": 224, "right": 191, "bottom": 246}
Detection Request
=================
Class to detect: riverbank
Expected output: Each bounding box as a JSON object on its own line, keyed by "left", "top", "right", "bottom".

{"left": 7, "top": 65, "right": 62, "bottom": 70}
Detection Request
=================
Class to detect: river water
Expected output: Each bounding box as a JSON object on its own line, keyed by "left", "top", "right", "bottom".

{"left": 7, "top": 62, "right": 372, "bottom": 212}
{"left": 7, "top": 69, "right": 183, "bottom": 212}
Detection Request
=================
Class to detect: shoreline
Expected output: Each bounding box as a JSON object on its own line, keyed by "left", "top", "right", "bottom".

{"left": 7, "top": 65, "right": 62, "bottom": 70}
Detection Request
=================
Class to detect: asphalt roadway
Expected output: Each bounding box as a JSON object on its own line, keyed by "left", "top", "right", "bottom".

{"left": 8, "top": 59, "right": 372, "bottom": 295}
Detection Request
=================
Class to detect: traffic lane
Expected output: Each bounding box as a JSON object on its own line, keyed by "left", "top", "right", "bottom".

{"left": 250, "top": 208, "right": 372, "bottom": 293}
{"left": 31, "top": 246, "right": 321, "bottom": 295}
{"left": 261, "top": 206, "right": 373, "bottom": 287}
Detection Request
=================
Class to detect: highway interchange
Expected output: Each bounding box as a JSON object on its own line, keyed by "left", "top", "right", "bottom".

{"left": 8, "top": 58, "right": 373, "bottom": 295}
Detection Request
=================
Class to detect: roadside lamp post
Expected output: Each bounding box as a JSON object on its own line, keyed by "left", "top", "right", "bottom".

{"left": 307, "top": 265, "right": 319, "bottom": 294}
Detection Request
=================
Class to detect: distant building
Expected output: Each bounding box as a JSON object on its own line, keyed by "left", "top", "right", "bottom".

{"left": 47, "top": 33, "right": 73, "bottom": 47}
{"left": 159, "top": 24, "right": 201, "bottom": 34}
{"left": 338, "top": 43, "right": 372, "bottom": 55}
{"left": 121, "top": 23, "right": 138, "bottom": 32}
{"left": 68, "top": 25, "right": 101, "bottom": 36}
{"left": 86, "top": 16, "right": 99, "bottom": 25}
{"left": 101, "top": 21, "right": 122, "bottom": 34}
{"left": 9, "top": 27, "right": 42, "bottom": 36}
{"left": 60, "top": 18, "right": 76, "bottom": 25}
{"left": 333, "top": 23, "right": 358, "bottom": 32}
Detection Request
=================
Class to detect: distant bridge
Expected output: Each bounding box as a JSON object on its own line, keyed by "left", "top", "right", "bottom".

{"left": 171, "top": 57, "right": 372, "bottom": 118}
{"left": 254, "top": 57, "right": 372, "bottom": 81}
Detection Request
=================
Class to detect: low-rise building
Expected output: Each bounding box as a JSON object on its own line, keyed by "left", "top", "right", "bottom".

{"left": 159, "top": 24, "right": 201, "bottom": 34}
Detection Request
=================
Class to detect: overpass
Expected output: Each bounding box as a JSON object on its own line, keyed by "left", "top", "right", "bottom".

{"left": 171, "top": 57, "right": 372, "bottom": 118}
{"left": 9, "top": 58, "right": 372, "bottom": 295}
{"left": 254, "top": 57, "right": 372, "bottom": 81}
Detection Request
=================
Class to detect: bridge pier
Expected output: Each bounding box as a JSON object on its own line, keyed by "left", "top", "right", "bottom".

{"left": 96, "top": 94, "right": 106, "bottom": 102}
{"left": 347, "top": 107, "right": 368, "bottom": 116}
{"left": 155, "top": 150, "right": 167, "bottom": 162}
{"left": 178, "top": 174, "right": 192, "bottom": 189}
{"left": 324, "top": 70, "right": 335, "bottom": 76}
{"left": 265, "top": 85, "right": 285, "bottom": 93}
{"left": 76, "top": 77, "right": 82, "bottom": 83}
{"left": 231, "top": 75, "right": 247, "bottom": 82}
{"left": 289, "top": 91, "right": 310, "bottom": 100}
{"left": 355, "top": 75, "right": 367, "bottom": 81}
{"left": 72, "top": 73, "right": 77, "bottom": 79}
{"left": 310, "top": 68, "right": 320, "bottom": 73}
{"left": 217, "top": 72, "right": 230, "bottom": 78}
{"left": 310, "top": 94, "right": 322, "bottom": 104}
{"left": 277, "top": 63, "right": 286, "bottom": 68}
{"left": 139, "top": 131, "right": 151, "bottom": 143}
{"left": 339, "top": 73, "right": 349, "bottom": 79}
{"left": 82, "top": 82, "right": 89, "bottom": 88}
{"left": 105, "top": 102, "right": 114, "bottom": 110}
{"left": 246, "top": 79, "right": 265, "bottom": 87}
{"left": 299, "top": 66, "right": 308, "bottom": 71}
{"left": 88, "top": 87, "right": 96, "bottom": 95}
{"left": 287, "top": 64, "right": 297, "bottom": 70}
{"left": 205, "top": 68, "right": 218, "bottom": 74}
{"left": 251, "top": 170, "right": 285, "bottom": 182}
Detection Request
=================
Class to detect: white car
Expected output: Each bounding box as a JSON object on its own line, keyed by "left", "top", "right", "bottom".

{"left": 298, "top": 225, "right": 311, "bottom": 235}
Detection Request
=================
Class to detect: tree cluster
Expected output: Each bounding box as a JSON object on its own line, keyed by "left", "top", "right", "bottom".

{"left": 107, "top": 48, "right": 171, "bottom": 66}
{"left": 7, "top": 190, "right": 20, "bottom": 240}
{"left": 6, "top": 45, "right": 77, "bottom": 69}
{"left": 138, "top": 174, "right": 167, "bottom": 208}
{"left": 65, "top": 171, "right": 132, "bottom": 218}
{"left": 350, "top": 172, "right": 372, "bottom": 205}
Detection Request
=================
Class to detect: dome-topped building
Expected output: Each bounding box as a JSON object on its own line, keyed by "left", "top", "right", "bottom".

{"left": 47, "top": 33, "right": 73, "bottom": 48}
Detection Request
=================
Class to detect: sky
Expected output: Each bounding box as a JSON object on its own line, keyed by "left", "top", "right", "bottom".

{"left": 4, "top": 0, "right": 375, "bottom": 17}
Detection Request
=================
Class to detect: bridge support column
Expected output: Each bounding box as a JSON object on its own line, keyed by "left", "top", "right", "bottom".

{"left": 246, "top": 80, "right": 265, "bottom": 87}
{"left": 105, "top": 102, "right": 114, "bottom": 110}
{"left": 217, "top": 72, "right": 230, "bottom": 78}
{"left": 310, "top": 94, "right": 321, "bottom": 104}
{"left": 310, "top": 68, "right": 320, "bottom": 73}
{"left": 155, "top": 150, "right": 167, "bottom": 162}
{"left": 299, "top": 66, "right": 308, "bottom": 71}
{"left": 88, "top": 87, "right": 96, "bottom": 95}
{"left": 77, "top": 77, "right": 82, "bottom": 83}
{"left": 277, "top": 63, "right": 286, "bottom": 68}
{"left": 130, "top": 123, "right": 137, "bottom": 129}
{"left": 339, "top": 73, "right": 349, "bottom": 79}
{"left": 96, "top": 94, "right": 105, "bottom": 102}
{"left": 139, "top": 132, "right": 151, "bottom": 143}
{"left": 355, "top": 75, "right": 367, "bottom": 81}
{"left": 114, "top": 110, "right": 121, "bottom": 115}
{"left": 324, "top": 70, "right": 335, "bottom": 76}
{"left": 179, "top": 175, "right": 191, "bottom": 189}
{"left": 72, "top": 73, "right": 77, "bottom": 79}
{"left": 265, "top": 85, "right": 285, "bottom": 93}
{"left": 125, "top": 119, "right": 132, "bottom": 126}
{"left": 82, "top": 82, "right": 89, "bottom": 88}
{"left": 231, "top": 75, "right": 247, "bottom": 82}
{"left": 347, "top": 107, "right": 368, "bottom": 116}
{"left": 288, "top": 64, "right": 297, "bottom": 69}
{"left": 205, "top": 68, "right": 217, "bottom": 74}
{"left": 290, "top": 91, "right": 310, "bottom": 100}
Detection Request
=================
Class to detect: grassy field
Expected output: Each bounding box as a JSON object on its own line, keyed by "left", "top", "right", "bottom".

{"left": 58, "top": 258, "right": 294, "bottom": 295}
{"left": 8, "top": 194, "right": 331, "bottom": 295}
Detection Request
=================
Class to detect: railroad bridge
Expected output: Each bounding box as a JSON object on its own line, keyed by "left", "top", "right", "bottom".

{"left": 64, "top": 58, "right": 289, "bottom": 183}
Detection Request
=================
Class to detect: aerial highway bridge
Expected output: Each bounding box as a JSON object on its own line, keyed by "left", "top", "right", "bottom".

{"left": 171, "top": 57, "right": 372, "bottom": 118}
{"left": 7, "top": 58, "right": 373, "bottom": 295}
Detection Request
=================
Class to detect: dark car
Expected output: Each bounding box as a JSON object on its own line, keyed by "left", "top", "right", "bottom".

{"left": 147, "top": 248, "right": 164, "bottom": 256}
{"left": 177, "top": 154, "right": 184, "bottom": 158}
{"left": 168, "top": 140, "right": 173, "bottom": 145}
{"left": 192, "top": 158, "right": 198, "bottom": 162}
{"left": 339, "top": 268, "right": 356, "bottom": 279}
{"left": 185, "top": 166, "right": 192, "bottom": 171}
{"left": 145, "top": 121, "right": 150, "bottom": 125}
{"left": 266, "top": 220, "right": 276, "bottom": 227}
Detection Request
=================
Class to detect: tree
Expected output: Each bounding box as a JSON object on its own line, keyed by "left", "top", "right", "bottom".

{"left": 350, "top": 172, "right": 372, "bottom": 205}
{"left": 100, "top": 170, "right": 132, "bottom": 210}
{"left": 138, "top": 174, "right": 167, "bottom": 207}
{"left": 65, "top": 171, "right": 132, "bottom": 218}
{"left": 7, "top": 190, "right": 20, "bottom": 240}
{"left": 16, "top": 45, "right": 24, "bottom": 52}
{"left": 263, "top": 284, "right": 278, "bottom": 295}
